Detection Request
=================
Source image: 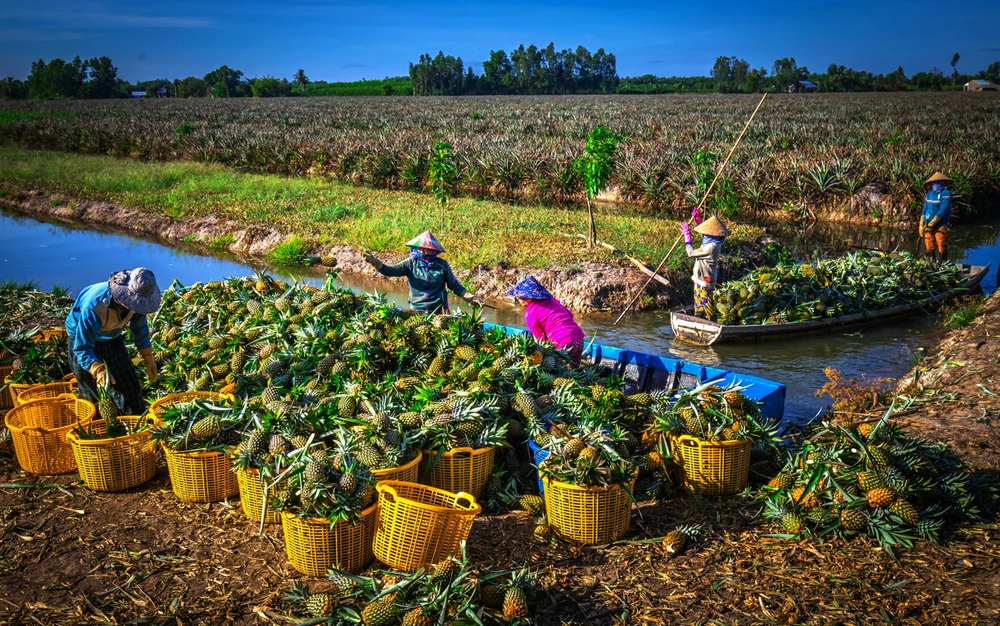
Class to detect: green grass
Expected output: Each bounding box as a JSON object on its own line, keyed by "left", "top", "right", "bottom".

{"left": 268, "top": 237, "right": 312, "bottom": 266}
{"left": 0, "top": 146, "right": 763, "bottom": 271}
{"left": 941, "top": 295, "right": 988, "bottom": 329}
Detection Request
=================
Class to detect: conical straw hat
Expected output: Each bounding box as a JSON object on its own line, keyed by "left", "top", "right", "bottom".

{"left": 405, "top": 231, "right": 445, "bottom": 252}
{"left": 693, "top": 216, "right": 730, "bottom": 238}
{"left": 924, "top": 171, "right": 952, "bottom": 187}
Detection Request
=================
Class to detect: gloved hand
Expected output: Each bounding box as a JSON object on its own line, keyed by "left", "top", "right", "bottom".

{"left": 680, "top": 223, "right": 693, "bottom": 245}
{"left": 89, "top": 362, "right": 115, "bottom": 387}
{"left": 926, "top": 217, "right": 940, "bottom": 232}
{"left": 918, "top": 221, "right": 925, "bottom": 237}
{"left": 464, "top": 294, "right": 485, "bottom": 308}
{"left": 690, "top": 206, "right": 702, "bottom": 226}
{"left": 362, "top": 251, "right": 383, "bottom": 270}
{"left": 139, "top": 347, "right": 158, "bottom": 383}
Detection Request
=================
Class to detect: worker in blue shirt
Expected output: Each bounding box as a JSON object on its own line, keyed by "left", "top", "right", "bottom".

{"left": 919, "top": 171, "right": 953, "bottom": 263}
{"left": 65, "top": 268, "right": 161, "bottom": 415}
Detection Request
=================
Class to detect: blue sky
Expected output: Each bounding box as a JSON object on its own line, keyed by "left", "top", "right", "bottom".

{"left": 2, "top": 0, "right": 999, "bottom": 82}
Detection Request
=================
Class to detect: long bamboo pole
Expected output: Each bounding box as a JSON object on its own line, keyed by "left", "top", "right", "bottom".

{"left": 613, "top": 93, "right": 768, "bottom": 325}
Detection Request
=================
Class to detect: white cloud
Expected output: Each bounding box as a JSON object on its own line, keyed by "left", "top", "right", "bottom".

{"left": 0, "top": 29, "right": 84, "bottom": 41}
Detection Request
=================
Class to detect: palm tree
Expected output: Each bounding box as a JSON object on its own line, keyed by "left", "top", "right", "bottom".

{"left": 294, "top": 69, "right": 308, "bottom": 92}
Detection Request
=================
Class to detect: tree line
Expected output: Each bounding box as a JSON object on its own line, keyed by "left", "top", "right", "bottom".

{"left": 2, "top": 51, "right": 999, "bottom": 100}
{"left": 409, "top": 44, "right": 619, "bottom": 95}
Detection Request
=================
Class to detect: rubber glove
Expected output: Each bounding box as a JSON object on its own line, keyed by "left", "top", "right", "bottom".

{"left": 89, "top": 362, "right": 115, "bottom": 387}
{"left": 926, "top": 217, "right": 940, "bottom": 231}
{"left": 680, "top": 223, "right": 693, "bottom": 245}
{"left": 139, "top": 347, "right": 158, "bottom": 383}
{"left": 362, "top": 251, "right": 383, "bottom": 270}
{"left": 690, "top": 206, "right": 702, "bottom": 226}
{"left": 918, "top": 221, "right": 925, "bottom": 237}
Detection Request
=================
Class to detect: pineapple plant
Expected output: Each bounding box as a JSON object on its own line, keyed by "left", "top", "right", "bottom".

{"left": 661, "top": 524, "right": 701, "bottom": 555}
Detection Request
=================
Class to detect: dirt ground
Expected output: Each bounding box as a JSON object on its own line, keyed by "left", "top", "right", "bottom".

{"left": 2, "top": 450, "right": 1000, "bottom": 625}
{"left": 897, "top": 292, "right": 1000, "bottom": 470}
{"left": 4, "top": 297, "right": 1000, "bottom": 625}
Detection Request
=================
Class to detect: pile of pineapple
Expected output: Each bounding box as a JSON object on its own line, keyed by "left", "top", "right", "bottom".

{"left": 712, "top": 252, "right": 968, "bottom": 325}
{"left": 758, "top": 415, "right": 999, "bottom": 551}
{"left": 653, "top": 381, "right": 781, "bottom": 452}
{"left": 287, "top": 549, "right": 537, "bottom": 624}
{"left": 150, "top": 398, "right": 247, "bottom": 452}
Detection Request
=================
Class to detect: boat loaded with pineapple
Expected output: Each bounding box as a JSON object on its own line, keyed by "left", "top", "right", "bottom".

{"left": 671, "top": 251, "right": 989, "bottom": 345}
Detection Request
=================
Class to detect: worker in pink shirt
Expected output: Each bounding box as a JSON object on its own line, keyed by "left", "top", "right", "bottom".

{"left": 509, "top": 276, "right": 586, "bottom": 367}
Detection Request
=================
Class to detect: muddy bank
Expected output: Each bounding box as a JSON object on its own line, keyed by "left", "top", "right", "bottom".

{"left": 897, "top": 291, "right": 1000, "bottom": 469}
{"left": 1, "top": 189, "right": 777, "bottom": 313}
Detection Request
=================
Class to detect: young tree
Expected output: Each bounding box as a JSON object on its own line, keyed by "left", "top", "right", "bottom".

{"left": 428, "top": 141, "right": 458, "bottom": 230}
{"left": 573, "top": 125, "right": 622, "bottom": 246}
{"left": 950, "top": 52, "right": 960, "bottom": 84}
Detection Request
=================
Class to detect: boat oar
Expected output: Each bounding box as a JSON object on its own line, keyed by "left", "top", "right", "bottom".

{"left": 613, "top": 93, "right": 768, "bottom": 326}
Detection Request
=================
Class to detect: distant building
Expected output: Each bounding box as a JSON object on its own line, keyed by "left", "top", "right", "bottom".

{"left": 788, "top": 80, "right": 817, "bottom": 93}
{"left": 156, "top": 87, "right": 168, "bottom": 98}
{"left": 131, "top": 91, "right": 146, "bottom": 99}
{"left": 964, "top": 79, "right": 999, "bottom": 92}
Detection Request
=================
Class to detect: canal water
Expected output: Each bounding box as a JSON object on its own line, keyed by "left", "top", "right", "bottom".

{"left": 3, "top": 208, "right": 999, "bottom": 424}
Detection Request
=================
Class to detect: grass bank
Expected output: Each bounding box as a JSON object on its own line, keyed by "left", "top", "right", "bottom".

{"left": 0, "top": 146, "right": 764, "bottom": 271}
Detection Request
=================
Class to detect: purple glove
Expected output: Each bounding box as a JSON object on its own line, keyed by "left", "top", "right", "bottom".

{"left": 680, "top": 223, "right": 692, "bottom": 245}
{"left": 690, "top": 206, "right": 702, "bottom": 226}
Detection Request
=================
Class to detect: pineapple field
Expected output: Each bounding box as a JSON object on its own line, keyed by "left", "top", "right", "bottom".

{"left": 3, "top": 277, "right": 1000, "bottom": 623}
{"left": 1, "top": 93, "right": 999, "bottom": 221}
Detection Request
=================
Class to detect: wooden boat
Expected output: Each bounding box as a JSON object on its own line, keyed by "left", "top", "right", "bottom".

{"left": 671, "top": 263, "right": 990, "bottom": 346}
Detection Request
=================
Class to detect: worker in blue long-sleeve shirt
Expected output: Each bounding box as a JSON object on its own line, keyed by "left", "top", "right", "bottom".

{"left": 65, "top": 268, "right": 162, "bottom": 415}
{"left": 919, "top": 171, "right": 953, "bottom": 263}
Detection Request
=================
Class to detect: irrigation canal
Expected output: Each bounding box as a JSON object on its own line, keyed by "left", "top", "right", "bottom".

{"left": 3, "top": 207, "right": 999, "bottom": 424}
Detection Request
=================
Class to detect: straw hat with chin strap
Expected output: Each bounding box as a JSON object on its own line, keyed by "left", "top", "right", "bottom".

{"left": 694, "top": 215, "right": 730, "bottom": 238}
{"left": 923, "top": 171, "right": 952, "bottom": 188}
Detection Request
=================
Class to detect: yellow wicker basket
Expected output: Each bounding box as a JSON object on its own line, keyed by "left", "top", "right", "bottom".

{"left": 5, "top": 395, "right": 95, "bottom": 475}
{"left": 419, "top": 446, "right": 495, "bottom": 499}
{"left": 372, "top": 481, "right": 481, "bottom": 572}
{"left": 281, "top": 505, "right": 378, "bottom": 576}
{"left": 164, "top": 447, "right": 239, "bottom": 502}
{"left": 67, "top": 415, "right": 158, "bottom": 492}
{"left": 371, "top": 450, "right": 422, "bottom": 484}
{"left": 542, "top": 474, "right": 636, "bottom": 545}
{"left": 32, "top": 328, "right": 68, "bottom": 343}
{"left": 669, "top": 435, "right": 751, "bottom": 496}
{"left": 236, "top": 467, "right": 281, "bottom": 524}
{"left": 0, "top": 366, "right": 13, "bottom": 410}
{"left": 14, "top": 381, "right": 78, "bottom": 405}
{"left": 148, "top": 391, "right": 234, "bottom": 421}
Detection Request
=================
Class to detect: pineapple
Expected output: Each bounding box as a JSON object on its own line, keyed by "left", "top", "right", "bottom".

{"left": 533, "top": 522, "right": 553, "bottom": 543}
{"left": 624, "top": 392, "right": 653, "bottom": 408}
{"left": 429, "top": 559, "right": 458, "bottom": 584}
{"left": 269, "top": 434, "right": 291, "bottom": 456}
{"left": 662, "top": 524, "right": 700, "bottom": 555}
{"left": 338, "top": 396, "right": 357, "bottom": 417}
{"left": 889, "top": 499, "right": 920, "bottom": 525}
{"left": 562, "top": 438, "right": 585, "bottom": 459}
{"left": 304, "top": 592, "right": 338, "bottom": 618}
{"left": 502, "top": 587, "right": 529, "bottom": 618}
{"left": 355, "top": 440, "right": 386, "bottom": 470}
{"left": 723, "top": 390, "right": 744, "bottom": 407}
{"left": 247, "top": 429, "right": 268, "bottom": 455}
{"left": 480, "top": 583, "right": 506, "bottom": 609}
{"left": 856, "top": 471, "right": 883, "bottom": 492}
{"left": 514, "top": 392, "right": 538, "bottom": 418}
{"left": 327, "top": 570, "right": 358, "bottom": 597}
{"left": 339, "top": 471, "right": 359, "bottom": 494}
{"left": 191, "top": 415, "right": 222, "bottom": 440}
{"left": 317, "top": 354, "right": 336, "bottom": 376}
{"left": 428, "top": 355, "right": 448, "bottom": 377}
{"left": 866, "top": 487, "right": 895, "bottom": 509}
{"left": 781, "top": 512, "right": 806, "bottom": 535}
{"left": 839, "top": 507, "right": 867, "bottom": 531}
{"left": 399, "top": 412, "right": 422, "bottom": 428}
{"left": 455, "top": 344, "right": 478, "bottom": 361}
{"left": 519, "top": 494, "right": 545, "bottom": 516}
{"left": 867, "top": 446, "right": 894, "bottom": 472}
{"left": 361, "top": 597, "right": 398, "bottom": 626}
{"left": 96, "top": 385, "right": 119, "bottom": 423}
{"left": 577, "top": 447, "right": 597, "bottom": 463}
{"left": 768, "top": 473, "right": 794, "bottom": 490}
{"left": 790, "top": 486, "right": 819, "bottom": 509}
{"left": 402, "top": 608, "right": 432, "bottom": 626}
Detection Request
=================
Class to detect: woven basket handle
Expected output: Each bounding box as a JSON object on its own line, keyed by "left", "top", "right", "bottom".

{"left": 376, "top": 482, "right": 398, "bottom": 503}
{"left": 452, "top": 492, "right": 482, "bottom": 514}
{"left": 450, "top": 447, "right": 475, "bottom": 459}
